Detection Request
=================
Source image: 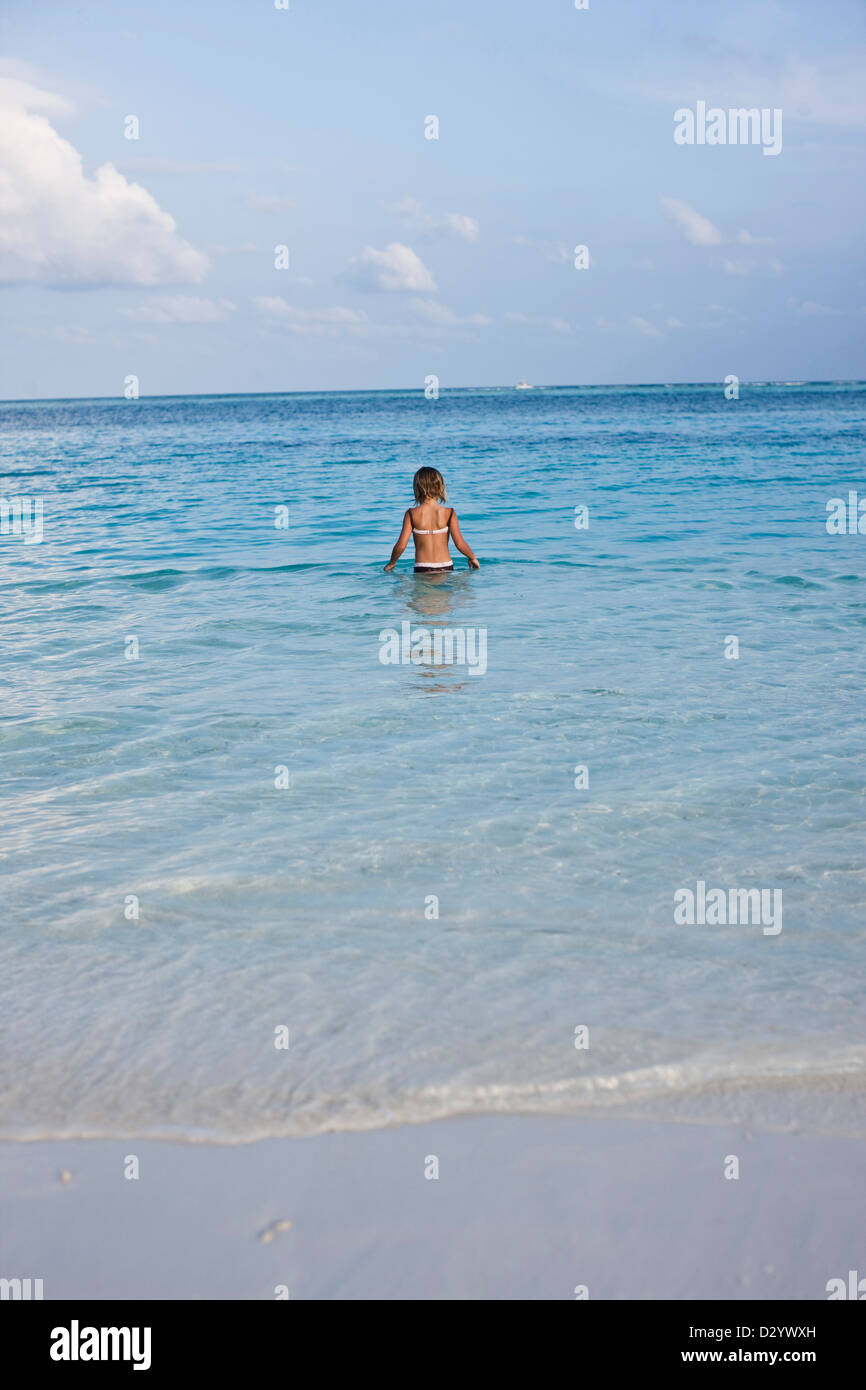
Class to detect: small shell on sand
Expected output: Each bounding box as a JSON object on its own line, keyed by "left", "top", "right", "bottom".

{"left": 258, "top": 1219, "right": 292, "bottom": 1243}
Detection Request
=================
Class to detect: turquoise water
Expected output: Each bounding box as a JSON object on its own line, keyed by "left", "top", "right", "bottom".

{"left": 2, "top": 383, "right": 865, "bottom": 1140}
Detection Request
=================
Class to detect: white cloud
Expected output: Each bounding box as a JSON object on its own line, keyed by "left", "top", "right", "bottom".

{"left": 736, "top": 229, "right": 775, "bottom": 245}
{"left": 512, "top": 235, "right": 571, "bottom": 264}
{"left": 787, "top": 297, "right": 842, "bottom": 317}
{"left": 207, "top": 242, "right": 262, "bottom": 256}
{"left": 244, "top": 190, "right": 295, "bottom": 211}
{"left": 50, "top": 324, "right": 102, "bottom": 344}
{"left": 409, "top": 298, "right": 491, "bottom": 326}
{"left": 504, "top": 311, "right": 571, "bottom": 334}
{"left": 666, "top": 316, "right": 685, "bottom": 328}
{"left": 629, "top": 315, "right": 661, "bottom": 337}
{"left": 647, "top": 55, "right": 866, "bottom": 130}
{"left": 661, "top": 200, "right": 778, "bottom": 264}
{"left": 344, "top": 242, "right": 437, "bottom": 292}
{"left": 123, "top": 296, "right": 235, "bottom": 324}
{"left": 388, "top": 196, "right": 479, "bottom": 242}
{"left": 387, "top": 196, "right": 421, "bottom": 217}
{"left": 659, "top": 196, "right": 723, "bottom": 247}
{"left": 723, "top": 253, "right": 783, "bottom": 276}
{"left": 116, "top": 158, "right": 245, "bottom": 175}
{"left": 0, "top": 77, "right": 209, "bottom": 287}
{"left": 0, "top": 75, "right": 74, "bottom": 118}
{"left": 254, "top": 297, "right": 367, "bottom": 334}
{"left": 441, "top": 212, "right": 479, "bottom": 241}
{"left": 255, "top": 297, "right": 365, "bottom": 322}
{"left": 596, "top": 315, "right": 663, "bottom": 337}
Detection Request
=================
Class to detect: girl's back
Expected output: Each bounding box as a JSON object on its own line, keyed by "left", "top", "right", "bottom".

{"left": 410, "top": 501, "right": 452, "bottom": 564}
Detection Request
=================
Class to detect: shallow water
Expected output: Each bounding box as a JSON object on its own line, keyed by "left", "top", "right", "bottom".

{"left": 2, "top": 384, "right": 865, "bottom": 1139}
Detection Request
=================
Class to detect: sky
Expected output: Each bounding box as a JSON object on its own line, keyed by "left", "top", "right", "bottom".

{"left": 1, "top": 0, "right": 865, "bottom": 398}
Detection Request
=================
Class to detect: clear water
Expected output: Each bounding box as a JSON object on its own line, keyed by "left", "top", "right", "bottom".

{"left": 2, "top": 384, "right": 865, "bottom": 1140}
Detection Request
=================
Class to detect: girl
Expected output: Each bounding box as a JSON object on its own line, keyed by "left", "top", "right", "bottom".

{"left": 384, "top": 467, "right": 481, "bottom": 573}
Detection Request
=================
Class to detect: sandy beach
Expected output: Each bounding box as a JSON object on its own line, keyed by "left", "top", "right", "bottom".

{"left": 1, "top": 1113, "right": 859, "bottom": 1300}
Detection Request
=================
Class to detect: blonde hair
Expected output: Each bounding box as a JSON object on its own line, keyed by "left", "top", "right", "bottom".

{"left": 413, "top": 467, "right": 447, "bottom": 503}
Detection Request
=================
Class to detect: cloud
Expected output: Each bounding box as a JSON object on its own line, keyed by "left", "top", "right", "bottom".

{"left": 629, "top": 315, "right": 661, "bottom": 337}
{"left": 504, "top": 311, "right": 571, "bottom": 333}
{"left": 206, "top": 242, "right": 262, "bottom": 256}
{"left": 659, "top": 197, "right": 723, "bottom": 247}
{"left": 666, "top": 316, "right": 685, "bottom": 328}
{"left": 244, "top": 191, "right": 295, "bottom": 211}
{"left": 387, "top": 197, "right": 479, "bottom": 242}
{"left": 115, "top": 158, "right": 245, "bottom": 175}
{"left": 409, "top": 298, "right": 491, "bottom": 326}
{"left": 661, "top": 200, "right": 777, "bottom": 262}
{"left": 254, "top": 297, "right": 367, "bottom": 334}
{"left": 723, "top": 254, "right": 782, "bottom": 277}
{"left": 596, "top": 315, "right": 662, "bottom": 337}
{"left": 123, "top": 296, "right": 235, "bottom": 324}
{"left": 735, "top": 229, "right": 775, "bottom": 245}
{"left": 786, "top": 297, "right": 842, "bottom": 317}
{"left": 344, "top": 242, "right": 437, "bottom": 292}
{"left": 49, "top": 324, "right": 102, "bottom": 344}
{"left": 441, "top": 213, "right": 479, "bottom": 242}
{"left": 512, "top": 235, "right": 571, "bottom": 264}
{"left": 646, "top": 54, "right": 866, "bottom": 130}
{"left": 0, "top": 78, "right": 209, "bottom": 287}
{"left": 0, "top": 75, "right": 74, "bottom": 118}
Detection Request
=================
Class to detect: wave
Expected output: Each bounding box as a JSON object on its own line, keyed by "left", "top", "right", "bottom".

{"left": 3, "top": 1050, "right": 865, "bottom": 1145}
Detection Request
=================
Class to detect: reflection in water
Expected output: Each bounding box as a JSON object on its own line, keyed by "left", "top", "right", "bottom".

{"left": 393, "top": 570, "right": 480, "bottom": 694}
{"left": 396, "top": 568, "right": 476, "bottom": 619}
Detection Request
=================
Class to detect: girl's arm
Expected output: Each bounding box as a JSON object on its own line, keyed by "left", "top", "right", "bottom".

{"left": 384, "top": 510, "right": 413, "bottom": 571}
{"left": 448, "top": 511, "right": 481, "bottom": 568}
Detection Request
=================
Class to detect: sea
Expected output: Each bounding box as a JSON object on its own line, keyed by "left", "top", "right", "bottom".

{"left": 2, "top": 383, "right": 865, "bottom": 1141}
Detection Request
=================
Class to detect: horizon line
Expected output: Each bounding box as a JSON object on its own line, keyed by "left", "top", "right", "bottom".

{"left": 1, "top": 378, "right": 864, "bottom": 406}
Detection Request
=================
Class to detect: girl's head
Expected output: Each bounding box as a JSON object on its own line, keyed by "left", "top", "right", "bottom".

{"left": 413, "top": 467, "right": 447, "bottom": 504}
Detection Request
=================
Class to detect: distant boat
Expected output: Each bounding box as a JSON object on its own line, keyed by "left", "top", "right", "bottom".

{"left": 514, "top": 380, "right": 533, "bottom": 390}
